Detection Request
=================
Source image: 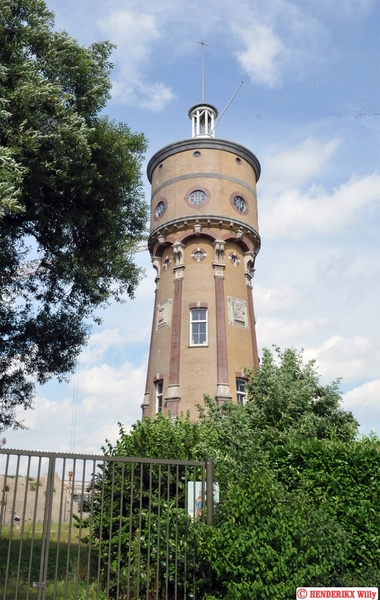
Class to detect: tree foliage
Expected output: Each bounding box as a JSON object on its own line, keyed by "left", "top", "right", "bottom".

{"left": 0, "top": 0, "right": 148, "bottom": 430}
{"left": 245, "top": 346, "right": 359, "bottom": 443}
{"left": 83, "top": 348, "right": 380, "bottom": 598}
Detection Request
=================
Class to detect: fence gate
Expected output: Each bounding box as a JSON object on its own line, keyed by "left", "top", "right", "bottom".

{"left": 0, "top": 449, "right": 213, "bottom": 600}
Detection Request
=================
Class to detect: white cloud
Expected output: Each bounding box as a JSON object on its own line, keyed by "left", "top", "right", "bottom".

{"left": 80, "top": 328, "right": 124, "bottom": 364}
{"left": 303, "top": 336, "right": 380, "bottom": 384}
{"left": 48, "top": 0, "right": 375, "bottom": 110}
{"left": 343, "top": 379, "right": 380, "bottom": 433}
{"left": 99, "top": 9, "right": 175, "bottom": 110}
{"left": 261, "top": 169, "right": 380, "bottom": 239}
{"left": 263, "top": 137, "right": 342, "bottom": 192}
{"left": 254, "top": 283, "right": 303, "bottom": 313}
{"left": 234, "top": 20, "right": 287, "bottom": 87}
{"left": 7, "top": 359, "right": 147, "bottom": 454}
{"left": 315, "top": 251, "right": 380, "bottom": 308}
{"left": 257, "top": 316, "right": 331, "bottom": 349}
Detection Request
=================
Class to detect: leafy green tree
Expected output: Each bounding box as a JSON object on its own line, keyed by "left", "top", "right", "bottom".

{"left": 198, "top": 469, "right": 347, "bottom": 600}
{"left": 245, "top": 346, "right": 359, "bottom": 443}
{"left": 81, "top": 416, "right": 203, "bottom": 599}
{"left": 0, "top": 0, "right": 148, "bottom": 430}
{"left": 271, "top": 435, "right": 380, "bottom": 587}
{"left": 80, "top": 348, "right": 379, "bottom": 598}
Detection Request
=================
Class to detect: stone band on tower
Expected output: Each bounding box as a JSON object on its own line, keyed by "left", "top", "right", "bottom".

{"left": 142, "top": 103, "right": 261, "bottom": 420}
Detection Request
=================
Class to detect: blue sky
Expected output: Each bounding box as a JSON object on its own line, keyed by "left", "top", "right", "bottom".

{"left": 4, "top": 0, "right": 380, "bottom": 453}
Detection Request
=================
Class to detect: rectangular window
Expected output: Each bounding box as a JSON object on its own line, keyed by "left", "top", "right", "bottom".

{"left": 236, "top": 378, "right": 247, "bottom": 406}
{"left": 190, "top": 308, "right": 208, "bottom": 346}
{"left": 155, "top": 380, "right": 163, "bottom": 413}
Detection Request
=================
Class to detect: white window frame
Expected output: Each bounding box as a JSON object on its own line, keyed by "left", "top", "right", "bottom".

{"left": 236, "top": 378, "right": 247, "bottom": 406}
{"left": 190, "top": 308, "right": 208, "bottom": 346}
{"left": 155, "top": 380, "right": 163, "bottom": 413}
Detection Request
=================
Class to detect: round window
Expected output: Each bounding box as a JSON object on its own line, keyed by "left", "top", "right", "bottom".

{"left": 233, "top": 195, "right": 246, "bottom": 213}
{"left": 189, "top": 190, "right": 207, "bottom": 206}
{"left": 155, "top": 200, "right": 166, "bottom": 217}
{"left": 194, "top": 250, "right": 203, "bottom": 260}
{"left": 193, "top": 151, "right": 201, "bottom": 157}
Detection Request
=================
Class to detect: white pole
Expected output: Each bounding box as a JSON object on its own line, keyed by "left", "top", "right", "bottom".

{"left": 196, "top": 40, "right": 209, "bottom": 103}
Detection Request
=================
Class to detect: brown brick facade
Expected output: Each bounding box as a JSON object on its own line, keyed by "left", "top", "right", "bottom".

{"left": 214, "top": 275, "right": 229, "bottom": 385}
{"left": 142, "top": 121, "right": 261, "bottom": 420}
{"left": 169, "top": 277, "right": 183, "bottom": 385}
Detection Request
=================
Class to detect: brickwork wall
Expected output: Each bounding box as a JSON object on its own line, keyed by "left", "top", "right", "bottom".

{"left": 144, "top": 138, "right": 260, "bottom": 420}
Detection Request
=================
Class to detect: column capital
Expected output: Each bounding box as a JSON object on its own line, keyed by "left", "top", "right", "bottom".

{"left": 212, "top": 263, "right": 225, "bottom": 278}
{"left": 165, "top": 385, "right": 181, "bottom": 417}
{"left": 213, "top": 237, "right": 226, "bottom": 263}
{"left": 141, "top": 393, "right": 150, "bottom": 419}
{"left": 173, "top": 265, "right": 185, "bottom": 279}
{"left": 215, "top": 384, "right": 232, "bottom": 405}
{"left": 173, "top": 240, "right": 185, "bottom": 266}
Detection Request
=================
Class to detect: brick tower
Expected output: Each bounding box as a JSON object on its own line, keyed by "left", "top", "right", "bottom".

{"left": 141, "top": 103, "right": 261, "bottom": 420}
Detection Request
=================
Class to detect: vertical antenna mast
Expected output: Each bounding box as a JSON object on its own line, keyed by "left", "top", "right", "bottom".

{"left": 196, "top": 40, "right": 209, "bottom": 103}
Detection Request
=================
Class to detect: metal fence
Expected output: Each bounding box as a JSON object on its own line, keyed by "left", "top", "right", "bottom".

{"left": 0, "top": 449, "right": 214, "bottom": 600}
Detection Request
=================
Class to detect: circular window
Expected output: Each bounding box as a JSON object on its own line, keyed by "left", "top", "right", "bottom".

{"left": 191, "top": 247, "right": 207, "bottom": 262}
{"left": 158, "top": 163, "right": 163, "bottom": 170}
{"left": 189, "top": 190, "right": 206, "bottom": 206}
{"left": 229, "top": 252, "right": 241, "bottom": 266}
{"left": 236, "top": 157, "right": 242, "bottom": 165}
{"left": 233, "top": 195, "right": 246, "bottom": 213}
{"left": 156, "top": 200, "right": 166, "bottom": 217}
{"left": 193, "top": 151, "right": 201, "bottom": 158}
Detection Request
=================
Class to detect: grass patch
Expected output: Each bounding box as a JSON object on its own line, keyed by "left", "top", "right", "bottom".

{"left": 0, "top": 523, "right": 105, "bottom": 599}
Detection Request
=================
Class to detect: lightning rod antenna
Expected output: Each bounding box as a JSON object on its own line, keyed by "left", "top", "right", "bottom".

{"left": 210, "top": 81, "right": 244, "bottom": 135}
{"left": 196, "top": 40, "right": 210, "bottom": 103}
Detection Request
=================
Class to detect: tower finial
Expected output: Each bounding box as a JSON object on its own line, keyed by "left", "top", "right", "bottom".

{"left": 196, "top": 40, "right": 209, "bottom": 103}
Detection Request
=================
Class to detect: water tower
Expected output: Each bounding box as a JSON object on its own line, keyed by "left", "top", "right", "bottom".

{"left": 141, "top": 99, "right": 261, "bottom": 419}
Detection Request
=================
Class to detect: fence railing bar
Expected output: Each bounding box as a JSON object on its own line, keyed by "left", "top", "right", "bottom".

{"left": 3, "top": 454, "right": 21, "bottom": 600}
{"left": 39, "top": 455, "right": 56, "bottom": 600}
{"left": 74, "top": 459, "right": 86, "bottom": 598}
{"left": 116, "top": 461, "right": 125, "bottom": 600}
{"left": 106, "top": 461, "right": 116, "bottom": 597}
{"left": 53, "top": 457, "right": 66, "bottom": 599}
{"left": 15, "top": 454, "right": 31, "bottom": 598}
{"left": 165, "top": 464, "right": 171, "bottom": 600}
{"left": 193, "top": 465, "right": 197, "bottom": 599}
{"left": 0, "top": 448, "right": 204, "bottom": 466}
{"left": 174, "top": 464, "right": 180, "bottom": 600}
{"left": 156, "top": 463, "right": 162, "bottom": 600}
{"left": 26, "top": 456, "right": 42, "bottom": 600}
{"left": 136, "top": 462, "right": 144, "bottom": 599}
{"left": 0, "top": 452, "right": 10, "bottom": 537}
{"left": 86, "top": 459, "right": 97, "bottom": 600}
{"left": 96, "top": 460, "right": 106, "bottom": 600}
{"left": 206, "top": 459, "right": 214, "bottom": 526}
{"left": 126, "top": 462, "right": 134, "bottom": 600}
{"left": 184, "top": 465, "right": 188, "bottom": 600}
{"left": 64, "top": 457, "right": 77, "bottom": 600}
{"left": 146, "top": 463, "right": 153, "bottom": 600}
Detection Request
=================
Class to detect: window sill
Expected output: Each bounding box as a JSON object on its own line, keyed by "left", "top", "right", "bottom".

{"left": 188, "top": 344, "right": 209, "bottom": 348}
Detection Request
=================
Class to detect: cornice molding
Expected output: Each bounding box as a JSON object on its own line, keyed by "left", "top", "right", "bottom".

{"left": 148, "top": 214, "right": 261, "bottom": 254}
{"left": 147, "top": 138, "right": 261, "bottom": 183}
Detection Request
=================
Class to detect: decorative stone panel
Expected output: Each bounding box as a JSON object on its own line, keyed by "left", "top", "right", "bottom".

{"left": 227, "top": 296, "right": 249, "bottom": 329}
{"left": 156, "top": 299, "right": 172, "bottom": 331}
